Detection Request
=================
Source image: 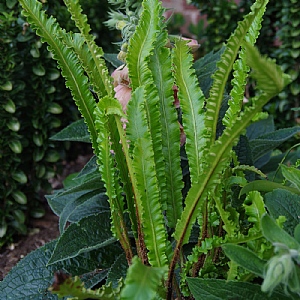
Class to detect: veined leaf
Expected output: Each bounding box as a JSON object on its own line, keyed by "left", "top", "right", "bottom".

{"left": 172, "top": 38, "right": 207, "bottom": 185}
{"left": 194, "top": 47, "right": 225, "bottom": 98}
{"left": 0, "top": 240, "right": 120, "bottom": 300}
{"left": 19, "top": 0, "right": 98, "bottom": 155}
{"left": 222, "top": 244, "right": 266, "bottom": 277}
{"left": 281, "top": 164, "right": 300, "bottom": 190}
{"left": 50, "top": 119, "right": 90, "bottom": 143}
{"left": 261, "top": 214, "right": 300, "bottom": 250}
{"left": 249, "top": 126, "right": 300, "bottom": 162}
{"left": 48, "top": 212, "right": 117, "bottom": 265}
{"left": 187, "top": 278, "right": 293, "bottom": 300}
{"left": 265, "top": 189, "right": 300, "bottom": 236}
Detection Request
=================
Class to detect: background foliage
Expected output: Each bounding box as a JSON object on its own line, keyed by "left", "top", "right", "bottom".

{"left": 190, "top": 0, "right": 299, "bottom": 130}
{"left": 0, "top": 0, "right": 117, "bottom": 245}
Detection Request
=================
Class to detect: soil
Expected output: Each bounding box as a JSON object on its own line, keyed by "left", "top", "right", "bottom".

{"left": 0, "top": 152, "right": 93, "bottom": 281}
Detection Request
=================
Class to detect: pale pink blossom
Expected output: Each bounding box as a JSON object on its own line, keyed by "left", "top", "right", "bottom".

{"left": 181, "top": 37, "right": 200, "bottom": 53}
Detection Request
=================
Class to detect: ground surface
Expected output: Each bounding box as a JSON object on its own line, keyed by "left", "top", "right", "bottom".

{"left": 0, "top": 153, "right": 92, "bottom": 281}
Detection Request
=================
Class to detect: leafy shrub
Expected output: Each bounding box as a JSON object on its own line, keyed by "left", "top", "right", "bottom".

{"left": 1, "top": 0, "right": 300, "bottom": 299}
{"left": 0, "top": 0, "right": 117, "bottom": 245}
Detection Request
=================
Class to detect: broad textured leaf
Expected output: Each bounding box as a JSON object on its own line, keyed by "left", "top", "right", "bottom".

{"left": 0, "top": 241, "right": 118, "bottom": 300}
{"left": 265, "top": 189, "right": 300, "bottom": 236}
{"left": 246, "top": 115, "right": 274, "bottom": 140}
{"left": 261, "top": 214, "right": 300, "bottom": 249}
{"left": 48, "top": 212, "right": 117, "bottom": 265}
{"left": 106, "top": 253, "right": 128, "bottom": 288}
{"left": 50, "top": 119, "right": 90, "bottom": 143}
{"left": 46, "top": 173, "right": 105, "bottom": 217}
{"left": 120, "top": 256, "right": 167, "bottom": 300}
{"left": 186, "top": 278, "right": 295, "bottom": 300}
{"left": 76, "top": 155, "right": 98, "bottom": 178}
{"left": 222, "top": 244, "right": 266, "bottom": 277}
{"left": 249, "top": 126, "right": 300, "bottom": 162}
{"left": 281, "top": 164, "right": 300, "bottom": 190}
{"left": 58, "top": 190, "right": 107, "bottom": 233}
{"left": 194, "top": 47, "right": 225, "bottom": 98}
{"left": 103, "top": 53, "right": 123, "bottom": 68}
{"left": 172, "top": 38, "right": 207, "bottom": 185}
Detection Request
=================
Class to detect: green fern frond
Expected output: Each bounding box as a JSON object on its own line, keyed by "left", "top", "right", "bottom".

{"left": 19, "top": 0, "right": 98, "bottom": 154}
{"left": 49, "top": 272, "right": 123, "bottom": 299}
{"left": 206, "top": 0, "right": 269, "bottom": 143}
{"left": 223, "top": 0, "right": 268, "bottom": 129}
{"left": 243, "top": 42, "right": 292, "bottom": 97}
{"left": 63, "top": 0, "right": 114, "bottom": 98}
{"left": 172, "top": 39, "right": 207, "bottom": 185}
{"left": 126, "top": 0, "right": 161, "bottom": 89}
{"left": 126, "top": 86, "right": 168, "bottom": 267}
{"left": 94, "top": 96, "right": 133, "bottom": 262}
{"left": 127, "top": 0, "right": 170, "bottom": 226}
{"left": 149, "top": 29, "right": 183, "bottom": 228}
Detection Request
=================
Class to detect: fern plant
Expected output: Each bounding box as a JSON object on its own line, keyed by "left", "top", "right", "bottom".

{"left": 1, "top": 0, "right": 298, "bottom": 299}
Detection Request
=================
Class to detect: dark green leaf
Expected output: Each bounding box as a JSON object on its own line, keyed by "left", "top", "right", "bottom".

{"left": 48, "top": 212, "right": 116, "bottom": 265}
{"left": 249, "top": 126, "right": 300, "bottom": 162}
{"left": 58, "top": 190, "right": 108, "bottom": 233}
{"left": 187, "top": 278, "right": 295, "bottom": 300}
{"left": 103, "top": 53, "right": 123, "bottom": 68}
{"left": 0, "top": 240, "right": 114, "bottom": 300}
{"left": 75, "top": 155, "right": 98, "bottom": 178}
{"left": 50, "top": 119, "right": 90, "bottom": 143}
{"left": 194, "top": 46, "right": 225, "bottom": 98}
{"left": 265, "top": 189, "right": 300, "bottom": 236}
{"left": 46, "top": 173, "right": 105, "bottom": 216}
{"left": 222, "top": 244, "right": 266, "bottom": 277}
{"left": 281, "top": 164, "right": 300, "bottom": 190}
{"left": 106, "top": 253, "right": 128, "bottom": 288}
{"left": 240, "top": 180, "right": 300, "bottom": 197}
{"left": 246, "top": 115, "right": 274, "bottom": 140}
